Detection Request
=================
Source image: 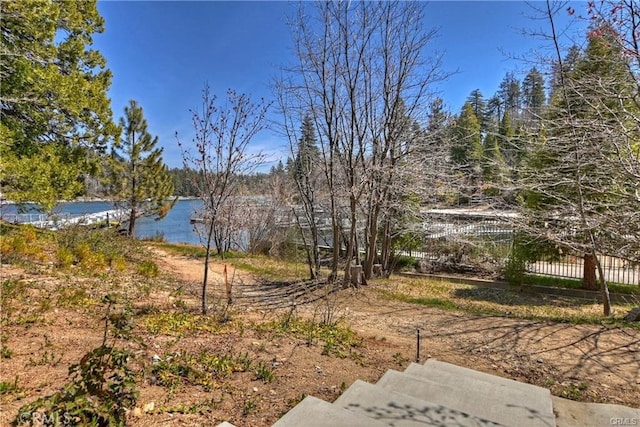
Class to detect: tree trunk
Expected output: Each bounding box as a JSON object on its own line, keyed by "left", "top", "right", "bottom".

{"left": 294, "top": 207, "right": 316, "bottom": 280}
{"left": 350, "top": 265, "right": 362, "bottom": 287}
{"left": 582, "top": 253, "right": 598, "bottom": 290}
{"left": 309, "top": 207, "right": 320, "bottom": 278}
{"left": 595, "top": 255, "right": 611, "bottom": 316}
{"left": 329, "top": 193, "right": 340, "bottom": 282}
{"left": 364, "top": 204, "right": 380, "bottom": 280}
{"left": 202, "top": 219, "right": 215, "bottom": 314}
{"left": 128, "top": 198, "right": 137, "bottom": 237}
{"left": 343, "top": 194, "right": 358, "bottom": 286}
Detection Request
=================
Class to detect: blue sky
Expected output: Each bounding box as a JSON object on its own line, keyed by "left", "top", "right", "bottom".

{"left": 94, "top": 1, "right": 587, "bottom": 169}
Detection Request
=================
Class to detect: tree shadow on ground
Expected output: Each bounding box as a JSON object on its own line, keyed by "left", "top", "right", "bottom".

{"left": 452, "top": 286, "right": 600, "bottom": 308}
{"left": 369, "top": 297, "right": 639, "bottom": 407}
{"left": 415, "top": 313, "right": 640, "bottom": 400}
{"left": 233, "top": 278, "right": 342, "bottom": 309}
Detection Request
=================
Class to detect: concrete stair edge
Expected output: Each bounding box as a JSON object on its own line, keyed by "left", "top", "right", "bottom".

{"left": 552, "top": 396, "right": 640, "bottom": 427}
{"left": 407, "top": 359, "right": 551, "bottom": 398}
{"left": 377, "top": 368, "right": 556, "bottom": 427}
{"left": 271, "top": 359, "right": 638, "bottom": 427}
{"left": 272, "top": 395, "right": 386, "bottom": 427}
{"left": 334, "top": 379, "right": 504, "bottom": 426}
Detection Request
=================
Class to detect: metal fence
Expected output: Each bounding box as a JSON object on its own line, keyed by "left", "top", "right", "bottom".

{"left": 2, "top": 213, "right": 53, "bottom": 224}
{"left": 527, "top": 255, "right": 639, "bottom": 285}
{"left": 417, "top": 212, "right": 639, "bottom": 286}
{"left": 1, "top": 210, "right": 125, "bottom": 230}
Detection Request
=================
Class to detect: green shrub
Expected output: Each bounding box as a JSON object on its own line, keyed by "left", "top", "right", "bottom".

{"left": 109, "top": 254, "right": 127, "bottom": 272}
{"left": 390, "top": 255, "right": 417, "bottom": 272}
{"left": 57, "top": 286, "right": 95, "bottom": 309}
{"left": 137, "top": 260, "right": 159, "bottom": 278}
{"left": 254, "top": 361, "right": 275, "bottom": 383}
{"left": 151, "top": 350, "right": 254, "bottom": 392}
{"left": 1, "top": 345, "right": 13, "bottom": 359}
{"left": 505, "top": 233, "right": 561, "bottom": 284}
{"left": 15, "top": 345, "right": 137, "bottom": 426}
{"left": 258, "top": 315, "right": 362, "bottom": 360}
{"left": 0, "top": 225, "right": 47, "bottom": 264}
{"left": 56, "top": 227, "right": 143, "bottom": 273}
{"left": 14, "top": 297, "right": 138, "bottom": 426}
{"left": 0, "top": 376, "right": 20, "bottom": 396}
{"left": 55, "top": 247, "right": 74, "bottom": 269}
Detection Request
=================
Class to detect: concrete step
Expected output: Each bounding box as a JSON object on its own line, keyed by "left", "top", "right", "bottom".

{"left": 377, "top": 369, "right": 556, "bottom": 427}
{"left": 552, "top": 396, "right": 640, "bottom": 427}
{"left": 272, "top": 359, "right": 638, "bottom": 426}
{"left": 272, "top": 395, "right": 386, "bottom": 427}
{"left": 334, "top": 379, "right": 504, "bottom": 426}
{"left": 406, "top": 359, "right": 551, "bottom": 401}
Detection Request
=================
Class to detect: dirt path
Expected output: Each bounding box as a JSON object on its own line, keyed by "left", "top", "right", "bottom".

{"left": 155, "top": 249, "right": 640, "bottom": 407}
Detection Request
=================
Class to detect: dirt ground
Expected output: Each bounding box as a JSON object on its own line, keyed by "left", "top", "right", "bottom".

{"left": 1, "top": 249, "right": 638, "bottom": 426}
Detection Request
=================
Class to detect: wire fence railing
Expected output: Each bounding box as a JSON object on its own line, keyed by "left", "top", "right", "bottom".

{"left": 418, "top": 215, "right": 639, "bottom": 286}
{"left": 1, "top": 210, "right": 126, "bottom": 230}
{"left": 526, "top": 255, "right": 639, "bottom": 285}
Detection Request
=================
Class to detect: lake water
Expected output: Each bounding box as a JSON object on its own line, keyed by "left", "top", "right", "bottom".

{"left": 1, "top": 199, "right": 205, "bottom": 245}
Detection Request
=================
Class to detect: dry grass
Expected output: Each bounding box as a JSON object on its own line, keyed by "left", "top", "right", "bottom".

{"left": 378, "top": 275, "right": 638, "bottom": 326}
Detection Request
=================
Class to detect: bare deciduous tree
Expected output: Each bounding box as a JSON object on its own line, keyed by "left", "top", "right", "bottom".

{"left": 279, "top": 1, "right": 447, "bottom": 284}
{"left": 178, "top": 85, "right": 270, "bottom": 314}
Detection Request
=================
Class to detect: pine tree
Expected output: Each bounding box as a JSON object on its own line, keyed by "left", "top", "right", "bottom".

{"left": 549, "top": 45, "right": 582, "bottom": 100}
{"left": 110, "top": 100, "right": 175, "bottom": 236}
{"left": 293, "top": 114, "right": 320, "bottom": 185}
{"left": 424, "top": 97, "right": 451, "bottom": 161}
{"left": 521, "top": 20, "right": 639, "bottom": 314}
{"left": 450, "top": 102, "right": 483, "bottom": 202}
{"left": 427, "top": 98, "right": 449, "bottom": 134}
{"left": 466, "top": 89, "right": 487, "bottom": 131}
{"left": 498, "top": 110, "right": 519, "bottom": 169}
{"left": 481, "top": 132, "right": 507, "bottom": 194}
{"left": 0, "top": 0, "right": 117, "bottom": 211}
{"left": 521, "top": 67, "right": 546, "bottom": 118}
{"left": 498, "top": 72, "right": 522, "bottom": 121}
{"left": 292, "top": 114, "right": 322, "bottom": 279}
{"left": 450, "top": 102, "right": 483, "bottom": 173}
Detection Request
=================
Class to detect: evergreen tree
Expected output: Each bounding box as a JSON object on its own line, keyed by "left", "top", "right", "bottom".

{"left": 481, "top": 132, "right": 507, "bottom": 194}
{"left": 498, "top": 72, "right": 522, "bottom": 121}
{"left": 521, "top": 67, "right": 546, "bottom": 118}
{"left": 110, "top": 100, "right": 175, "bottom": 236}
{"left": 549, "top": 45, "right": 582, "bottom": 99}
{"left": 293, "top": 114, "right": 320, "bottom": 185}
{"left": 271, "top": 160, "right": 286, "bottom": 177}
{"left": 424, "top": 97, "right": 451, "bottom": 160}
{"left": 0, "top": 0, "right": 117, "bottom": 211}
{"left": 450, "top": 102, "right": 483, "bottom": 196}
{"left": 427, "top": 98, "right": 449, "bottom": 134}
{"left": 484, "top": 94, "right": 504, "bottom": 137}
{"left": 292, "top": 114, "right": 322, "bottom": 278}
{"left": 521, "top": 21, "right": 639, "bottom": 313}
{"left": 451, "top": 103, "right": 482, "bottom": 167}
{"left": 466, "top": 89, "right": 487, "bottom": 130}
{"left": 168, "top": 167, "right": 200, "bottom": 197}
{"left": 498, "top": 110, "right": 518, "bottom": 168}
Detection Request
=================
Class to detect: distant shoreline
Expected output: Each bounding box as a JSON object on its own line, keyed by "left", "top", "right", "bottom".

{"left": 1, "top": 196, "right": 199, "bottom": 205}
